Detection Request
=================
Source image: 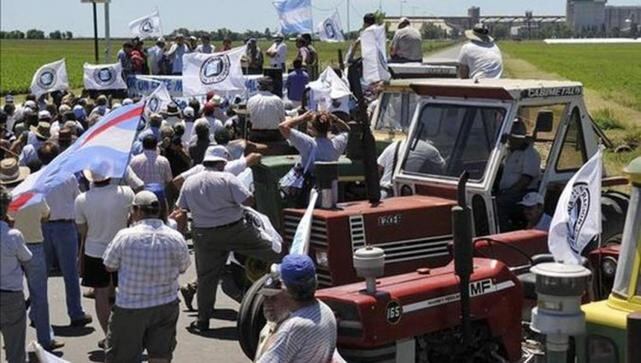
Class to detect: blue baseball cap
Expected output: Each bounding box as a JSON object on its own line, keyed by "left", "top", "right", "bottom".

{"left": 278, "top": 254, "right": 316, "bottom": 288}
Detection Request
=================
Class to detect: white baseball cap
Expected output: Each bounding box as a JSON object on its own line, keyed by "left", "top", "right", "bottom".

{"left": 518, "top": 192, "right": 544, "bottom": 207}
{"left": 133, "top": 190, "right": 160, "bottom": 208}
{"left": 38, "top": 110, "right": 52, "bottom": 120}
{"left": 203, "top": 145, "right": 230, "bottom": 163}
{"left": 183, "top": 106, "right": 195, "bottom": 118}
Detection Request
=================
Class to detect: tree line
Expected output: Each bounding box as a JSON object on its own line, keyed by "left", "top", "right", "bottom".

{"left": 1, "top": 29, "right": 73, "bottom": 39}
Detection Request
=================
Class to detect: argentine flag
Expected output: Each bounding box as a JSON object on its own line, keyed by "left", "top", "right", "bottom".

{"left": 273, "top": 0, "right": 313, "bottom": 35}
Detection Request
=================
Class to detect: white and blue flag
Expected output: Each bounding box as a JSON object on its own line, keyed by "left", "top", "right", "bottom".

{"left": 182, "top": 46, "right": 247, "bottom": 97}
{"left": 30, "top": 59, "right": 69, "bottom": 97}
{"left": 128, "top": 9, "right": 163, "bottom": 39}
{"left": 83, "top": 62, "right": 127, "bottom": 90}
{"left": 144, "top": 83, "right": 173, "bottom": 116}
{"left": 361, "top": 25, "right": 391, "bottom": 83}
{"left": 273, "top": 0, "right": 313, "bottom": 35}
{"left": 317, "top": 11, "right": 345, "bottom": 42}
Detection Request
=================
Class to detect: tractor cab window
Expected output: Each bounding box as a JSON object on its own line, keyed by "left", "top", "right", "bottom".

{"left": 556, "top": 107, "right": 588, "bottom": 172}
{"left": 374, "top": 92, "right": 418, "bottom": 132}
{"left": 516, "top": 103, "right": 567, "bottom": 169}
{"left": 402, "top": 103, "right": 505, "bottom": 181}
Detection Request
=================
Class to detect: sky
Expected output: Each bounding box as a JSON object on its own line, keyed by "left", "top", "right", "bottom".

{"left": 2, "top": 0, "right": 640, "bottom": 37}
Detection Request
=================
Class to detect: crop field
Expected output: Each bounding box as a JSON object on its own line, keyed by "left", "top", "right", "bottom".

{"left": 0, "top": 39, "right": 453, "bottom": 95}
{"left": 500, "top": 41, "right": 641, "bottom": 112}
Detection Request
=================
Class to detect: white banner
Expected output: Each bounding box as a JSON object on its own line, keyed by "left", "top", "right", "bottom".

{"left": 361, "top": 25, "right": 391, "bottom": 83}
{"left": 128, "top": 9, "right": 163, "bottom": 39}
{"left": 307, "top": 66, "right": 351, "bottom": 110}
{"left": 317, "top": 11, "right": 345, "bottom": 42}
{"left": 144, "top": 83, "right": 173, "bottom": 116}
{"left": 30, "top": 59, "right": 69, "bottom": 97}
{"left": 182, "top": 46, "right": 246, "bottom": 97}
{"left": 548, "top": 148, "right": 603, "bottom": 264}
{"left": 290, "top": 189, "right": 318, "bottom": 255}
{"left": 83, "top": 62, "right": 127, "bottom": 90}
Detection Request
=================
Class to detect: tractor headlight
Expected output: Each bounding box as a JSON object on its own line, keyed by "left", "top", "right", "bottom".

{"left": 601, "top": 257, "right": 617, "bottom": 279}
{"left": 315, "top": 250, "right": 329, "bottom": 268}
{"left": 400, "top": 184, "right": 413, "bottom": 196}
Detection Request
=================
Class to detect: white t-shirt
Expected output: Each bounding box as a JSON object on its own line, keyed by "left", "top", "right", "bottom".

{"left": 458, "top": 41, "right": 503, "bottom": 79}
{"left": 499, "top": 145, "right": 541, "bottom": 190}
{"left": 180, "top": 158, "right": 247, "bottom": 180}
{"left": 377, "top": 141, "right": 404, "bottom": 188}
{"left": 75, "top": 185, "right": 135, "bottom": 258}
{"left": 267, "top": 42, "right": 287, "bottom": 67}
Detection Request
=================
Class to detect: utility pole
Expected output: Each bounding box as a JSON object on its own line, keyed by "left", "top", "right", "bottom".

{"left": 346, "top": 0, "right": 350, "bottom": 37}
{"left": 400, "top": 0, "right": 407, "bottom": 17}
{"left": 92, "top": 2, "right": 99, "bottom": 62}
{"left": 104, "top": 0, "right": 111, "bottom": 62}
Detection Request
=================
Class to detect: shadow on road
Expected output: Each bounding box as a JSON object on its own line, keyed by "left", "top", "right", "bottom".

{"left": 186, "top": 326, "right": 239, "bottom": 340}
{"left": 53, "top": 325, "right": 95, "bottom": 337}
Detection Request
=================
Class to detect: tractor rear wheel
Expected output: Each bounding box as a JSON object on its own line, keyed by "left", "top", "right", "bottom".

{"left": 237, "top": 275, "right": 268, "bottom": 360}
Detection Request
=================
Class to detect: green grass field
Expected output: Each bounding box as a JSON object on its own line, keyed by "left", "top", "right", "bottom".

{"left": 0, "top": 39, "right": 453, "bottom": 95}
{"left": 500, "top": 41, "right": 641, "bottom": 112}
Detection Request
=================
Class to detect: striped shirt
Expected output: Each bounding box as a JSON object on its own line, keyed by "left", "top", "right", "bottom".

{"left": 103, "top": 219, "right": 191, "bottom": 309}
{"left": 256, "top": 300, "right": 337, "bottom": 363}
{"left": 129, "top": 150, "right": 173, "bottom": 186}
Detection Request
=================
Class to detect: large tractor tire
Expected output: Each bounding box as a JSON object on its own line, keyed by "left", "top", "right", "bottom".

{"left": 600, "top": 190, "right": 629, "bottom": 243}
{"left": 237, "top": 275, "right": 268, "bottom": 360}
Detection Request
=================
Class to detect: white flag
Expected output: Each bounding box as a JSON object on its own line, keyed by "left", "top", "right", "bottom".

{"left": 144, "top": 83, "right": 173, "bottom": 116}
{"left": 83, "top": 62, "right": 127, "bottom": 90}
{"left": 361, "top": 25, "right": 391, "bottom": 83}
{"left": 30, "top": 59, "right": 69, "bottom": 97}
{"left": 273, "top": 0, "right": 313, "bottom": 34}
{"left": 317, "top": 11, "right": 345, "bottom": 42}
{"left": 182, "top": 46, "right": 246, "bottom": 97}
{"left": 548, "top": 148, "right": 603, "bottom": 264}
{"left": 128, "top": 10, "right": 163, "bottom": 39}
{"left": 290, "top": 189, "right": 319, "bottom": 255}
{"left": 307, "top": 66, "right": 352, "bottom": 110}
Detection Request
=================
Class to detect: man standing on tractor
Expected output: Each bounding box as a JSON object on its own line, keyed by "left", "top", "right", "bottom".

{"left": 457, "top": 23, "right": 503, "bottom": 80}
{"left": 497, "top": 119, "right": 541, "bottom": 231}
{"left": 390, "top": 17, "right": 423, "bottom": 63}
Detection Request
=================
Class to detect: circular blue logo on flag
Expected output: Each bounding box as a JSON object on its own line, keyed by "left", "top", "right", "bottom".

{"left": 566, "top": 182, "right": 591, "bottom": 253}
{"left": 37, "top": 68, "right": 56, "bottom": 89}
{"left": 140, "top": 19, "right": 153, "bottom": 34}
{"left": 200, "top": 55, "right": 231, "bottom": 85}
{"left": 148, "top": 96, "right": 161, "bottom": 113}
{"left": 93, "top": 67, "right": 116, "bottom": 87}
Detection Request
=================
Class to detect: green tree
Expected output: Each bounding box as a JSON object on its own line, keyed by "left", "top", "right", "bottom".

{"left": 49, "top": 30, "right": 62, "bottom": 39}
{"left": 421, "top": 23, "right": 445, "bottom": 39}
{"left": 26, "top": 29, "right": 45, "bottom": 39}
{"left": 65, "top": 31, "right": 73, "bottom": 40}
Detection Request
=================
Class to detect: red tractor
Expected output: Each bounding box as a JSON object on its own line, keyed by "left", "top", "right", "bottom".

{"left": 237, "top": 78, "right": 630, "bottom": 359}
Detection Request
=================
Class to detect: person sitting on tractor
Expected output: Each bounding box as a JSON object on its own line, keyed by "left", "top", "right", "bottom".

{"left": 497, "top": 119, "right": 541, "bottom": 231}
{"left": 518, "top": 192, "right": 552, "bottom": 232}
{"left": 278, "top": 111, "right": 351, "bottom": 171}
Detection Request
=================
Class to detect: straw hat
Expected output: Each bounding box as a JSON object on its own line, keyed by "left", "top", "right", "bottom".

{"left": 0, "top": 158, "right": 30, "bottom": 185}
{"left": 465, "top": 23, "right": 494, "bottom": 43}
{"left": 30, "top": 121, "right": 51, "bottom": 139}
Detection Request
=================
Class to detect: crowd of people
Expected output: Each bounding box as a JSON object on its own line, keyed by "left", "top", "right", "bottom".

{"left": 0, "top": 12, "right": 514, "bottom": 363}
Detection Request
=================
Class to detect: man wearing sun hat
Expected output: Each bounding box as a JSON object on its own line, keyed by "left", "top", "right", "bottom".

{"left": 102, "top": 190, "right": 190, "bottom": 363}
{"left": 75, "top": 161, "right": 134, "bottom": 347}
{"left": 457, "top": 23, "right": 503, "bottom": 79}
{"left": 255, "top": 254, "right": 337, "bottom": 363}
{"left": 177, "top": 145, "right": 279, "bottom": 332}
{"left": 518, "top": 192, "right": 552, "bottom": 231}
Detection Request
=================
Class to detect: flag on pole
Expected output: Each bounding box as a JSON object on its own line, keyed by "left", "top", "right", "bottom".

{"left": 83, "top": 62, "right": 127, "bottom": 90}
{"left": 144, "top": 82, "right": 173, "bottom": 116}
{"left": 290, "top": 189, "right": 319, "bottom": 255}
{"left": 30, "top": 59, "right": 69, "bottom": 97}
{"left": 182, "top": 46, "right": 246, "bottom": 97}
{"left": 9, "top": 103, "right": 145, "bottom": 212}
{"left": 272, "top": 0, "right": 313, "bottom": 35}
{"left": 128, "top": 9, "right": 163, "bottom": 39}
{"left": 307, "top": 66, "right": 352, "bottom": 110}
{"left": 548, "top": 148, "right": 603, "bottom": 264}
{"left": 361, "top": 25, "right": 391, "bottom": 83}
{"left": 317, "top": 11, "right": 345, "bottom": 42}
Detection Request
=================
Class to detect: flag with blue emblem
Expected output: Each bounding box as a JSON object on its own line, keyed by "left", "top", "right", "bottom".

{"left": 361, "top": 25, "right": 391, "bottom": 83}
{"left": 9, "top": 103, "right": 145, "bottom": 212}
{"left": 548, "top": 147, "right": 603, "bottom": 265}
{"left": 128, "top": 9, "right": 163, "bottom": 39}
{"left": 182, "top": 46, "right": 246, "bottom": 97}
{"left": 317, "top": 11, "right": 345, "bottom": 42}
{"left": 144, "top": 83, "right": 173, "bottom": 116}
{"left": 83, "top": 62, "right": 127, "bottom": 90}
{"left": 30, "top": 59, "right": 69, "bottom": 97}
{"left": 272, "top": 0, "right": 313, "bottom": 35}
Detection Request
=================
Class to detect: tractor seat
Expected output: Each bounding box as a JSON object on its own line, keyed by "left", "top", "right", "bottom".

{"left": 517, "top": 254, "right": 555, "bottom": 300}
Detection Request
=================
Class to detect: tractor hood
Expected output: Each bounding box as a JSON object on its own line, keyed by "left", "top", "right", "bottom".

{"left": 283, "top": 195, "right": 456, "bottom": 287}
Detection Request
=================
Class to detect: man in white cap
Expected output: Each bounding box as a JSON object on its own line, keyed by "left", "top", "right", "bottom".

{"left": 390, "top": 17, "right": 423, "bottom": 63}
{"left": 458, "top": 23, "right": 503, "bottom": 79}
{"left": 75, "top": 162, "right": 134, "bottom": 347}
{"left": 266, "top": 34, "right": 288, "bottom": 71}
{"left": 519, "top": 192, "right": 552, "bottom": 231}
{"left": 176, "top": 146, "right": 279, "bottom": 332}
{"left": 103, "top": 191, "right": 190, "bottom": 363}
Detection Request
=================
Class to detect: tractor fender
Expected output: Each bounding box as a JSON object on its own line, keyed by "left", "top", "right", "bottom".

{"left": 237, "top": 275, "right": 268, "bottom": 360}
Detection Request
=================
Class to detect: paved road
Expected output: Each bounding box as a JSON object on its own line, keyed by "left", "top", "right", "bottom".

{"left": 25, "top": 250, "right": 250, "bottom": 363}
{"left": 423, "top": 43, "right": 464, "bottom": 64}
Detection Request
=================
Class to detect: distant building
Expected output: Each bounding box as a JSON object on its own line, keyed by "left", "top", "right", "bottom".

{"left": 567, "top": 0, "right": 641, "bottom": 33}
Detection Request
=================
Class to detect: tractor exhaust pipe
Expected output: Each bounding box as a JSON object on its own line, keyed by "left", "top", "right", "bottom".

{"left": 452, "top": 171, "right": 473, "bottom": 359}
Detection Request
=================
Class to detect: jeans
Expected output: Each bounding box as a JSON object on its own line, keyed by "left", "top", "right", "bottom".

{"left": 43, "top": 221, "right": 85, "bottom": 320}
{"left": 0, "top": 291, "right": 26, "bottom": 363}
{"left": 24, "top": 243, "right": 54, "bottom": 346}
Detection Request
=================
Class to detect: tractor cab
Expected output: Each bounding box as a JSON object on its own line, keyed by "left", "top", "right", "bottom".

{"left": 394, "top": 79, "right": 604, "bottom": 236}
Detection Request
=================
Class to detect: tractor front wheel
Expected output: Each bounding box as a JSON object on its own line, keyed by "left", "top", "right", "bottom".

{"left": 237, "top": 275, "right": 268, "bottom": 360}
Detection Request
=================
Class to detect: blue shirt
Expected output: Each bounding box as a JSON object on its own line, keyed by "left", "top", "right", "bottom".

{"left": 286, "top": 69, "right": 310, "bottom": 102}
